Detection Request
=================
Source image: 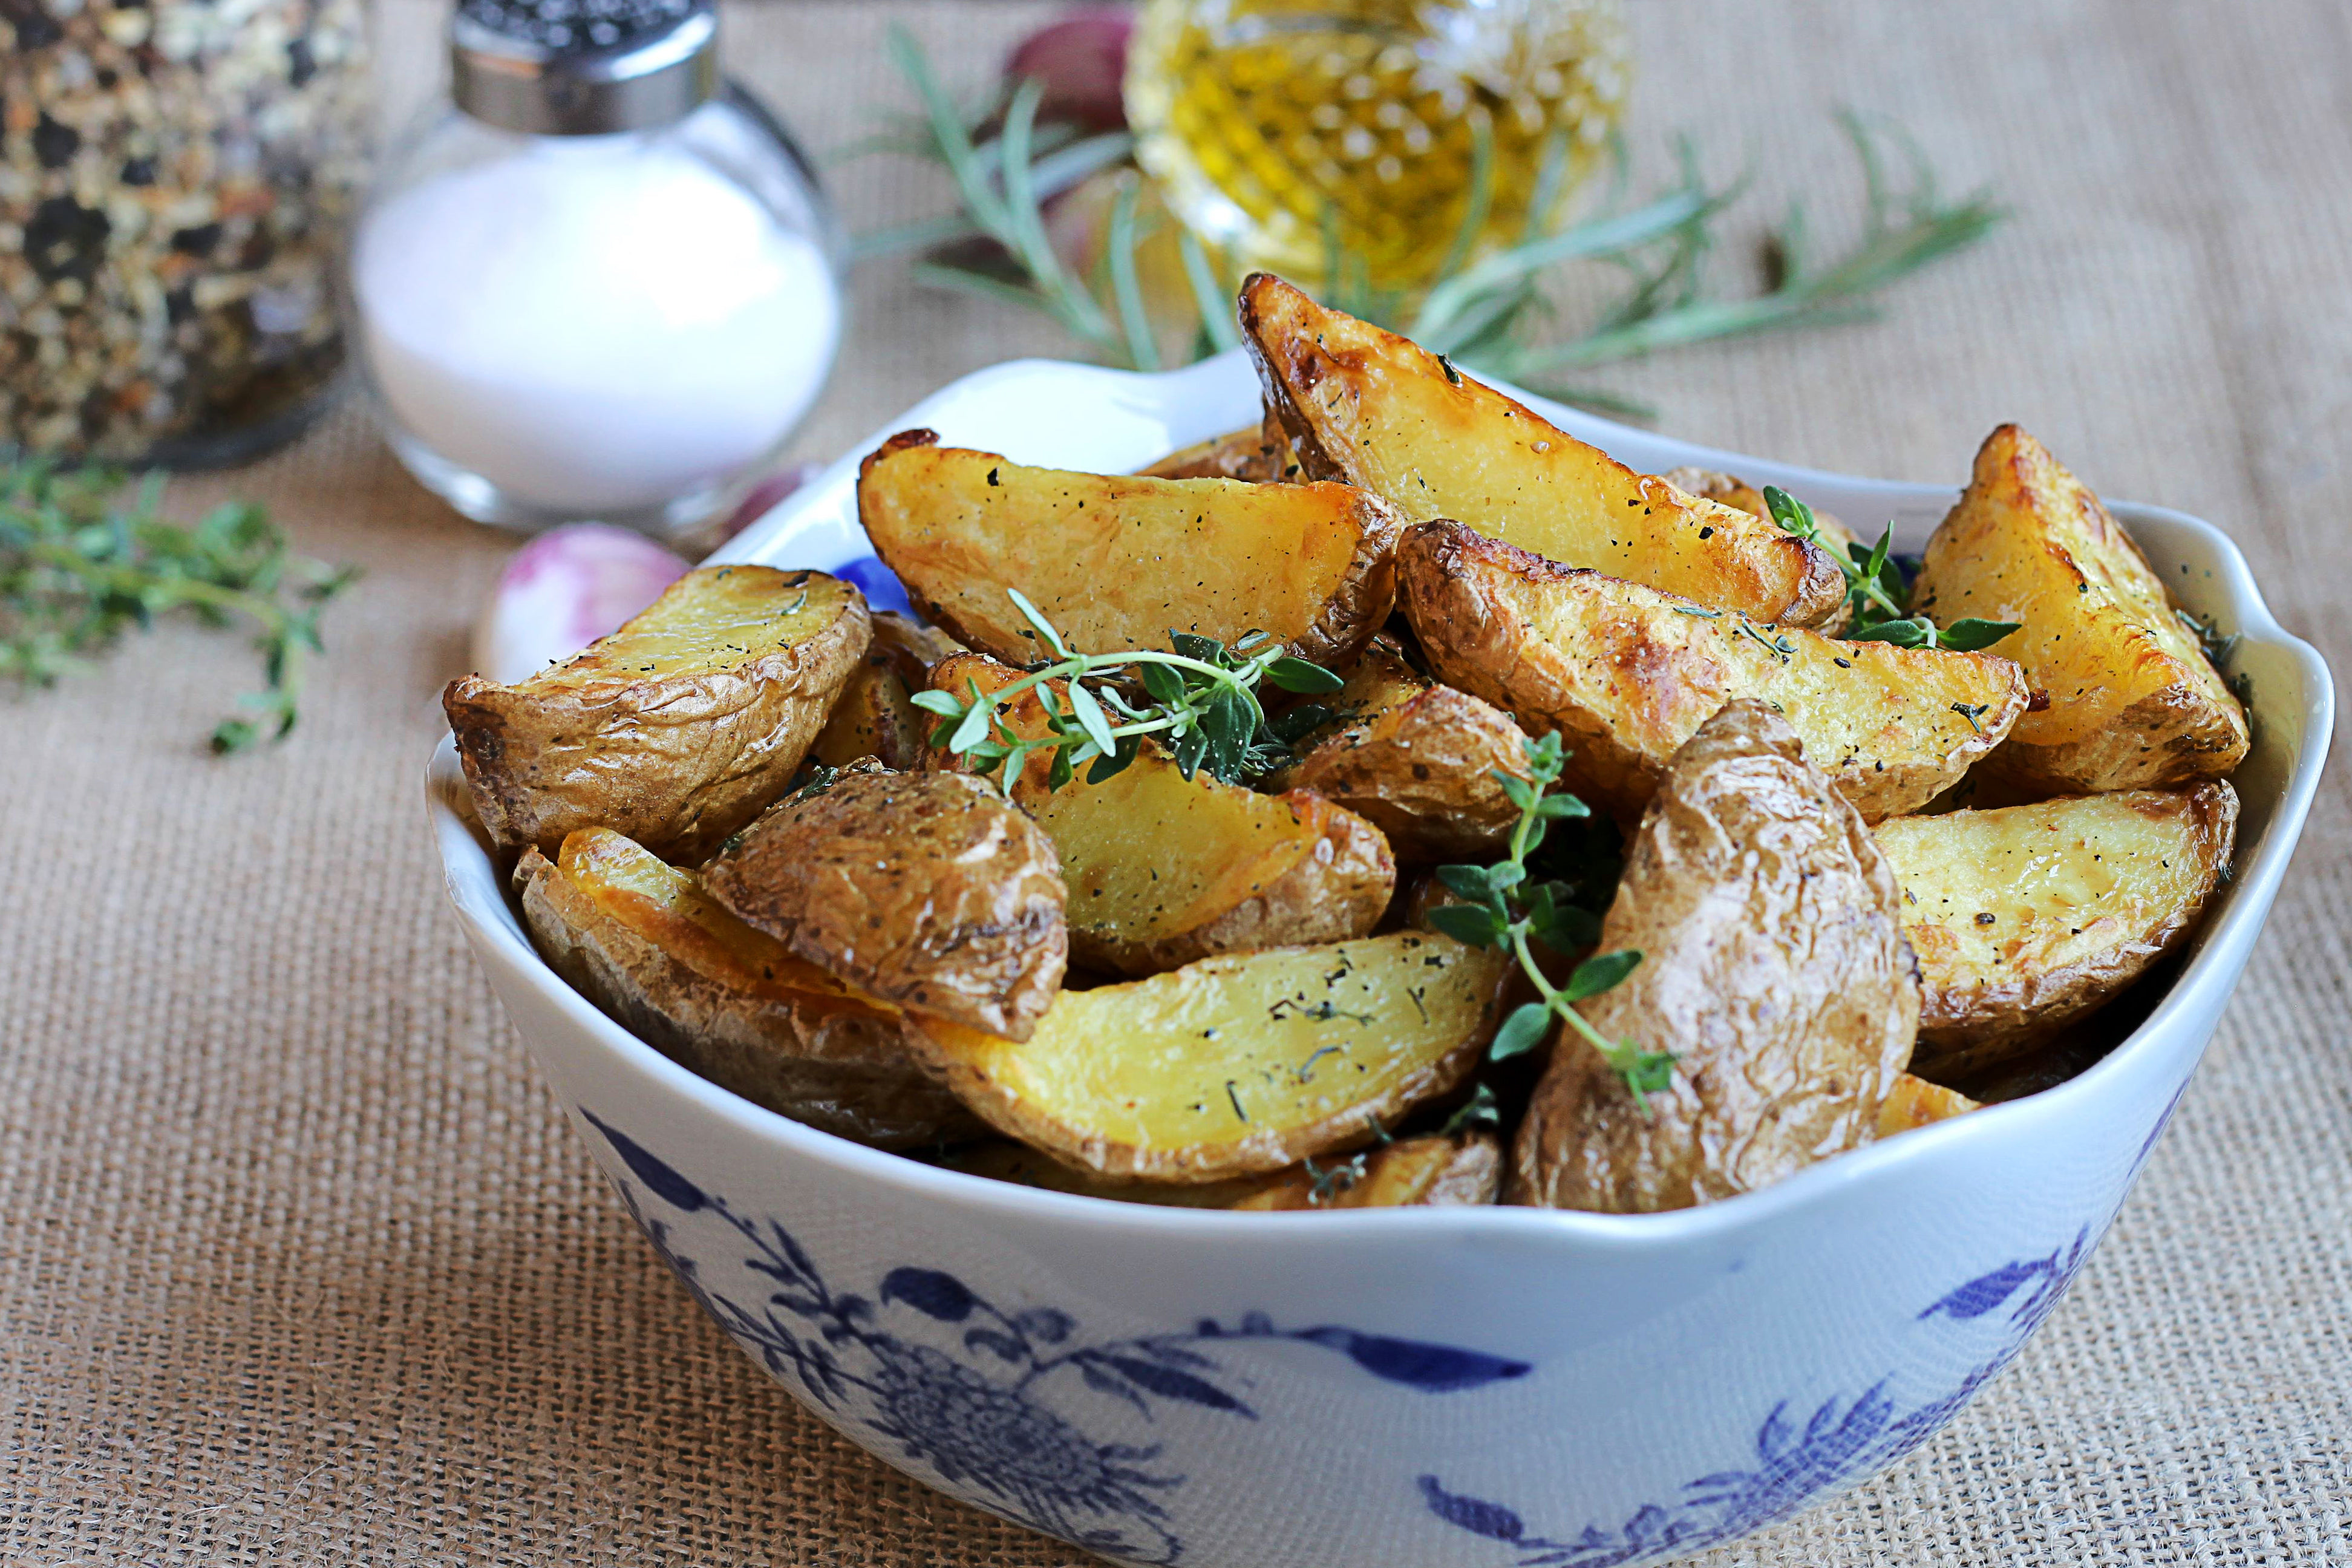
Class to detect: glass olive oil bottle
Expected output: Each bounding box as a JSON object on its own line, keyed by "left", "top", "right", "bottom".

{"left": 1124, "top": 0, "right": 1631, "bottom": 293}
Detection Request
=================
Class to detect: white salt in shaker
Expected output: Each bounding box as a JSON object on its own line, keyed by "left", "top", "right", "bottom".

{"left": 348, "top": 0, "right": 842, "bottom": 535}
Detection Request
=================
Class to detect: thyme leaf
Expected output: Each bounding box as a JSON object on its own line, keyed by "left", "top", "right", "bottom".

{"left": 1433, "top": 732, "right": 1671, "bottom": 1114}
{"left": 919, "top": 591, "right": 1338, "bottom": 794}
{"left": 0, "top": 462, "right": 357, "bottom": 753}
{"left": 1763, "top": 484, "right": 2020, "bottom": 653}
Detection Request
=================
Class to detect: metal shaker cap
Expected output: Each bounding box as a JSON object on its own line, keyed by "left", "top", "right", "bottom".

{"left": 451, "top": 0, "right": 718, "bottom": 136}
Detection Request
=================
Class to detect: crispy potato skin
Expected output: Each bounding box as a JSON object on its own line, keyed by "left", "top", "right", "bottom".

{"left": 810, "top": 612, "right": 964, "bottom": 771}
{"left": 1273, "top": 640, "right": 1534, "bottom": 861}
{"left": 930, "top": 653, "right": 1394, "bottom": 976}
{"left": 1240, "top": 274, "right": 1845, "bottom": 627}
{"left": 445, "top": 565, "right": 869, "bottom": 863}
{"left": 1509, "top": 702, "right": 1919, "bottom": 1213}
{"left": 858, "top": 429, "right": 1399, "bottom": 670}
{"left": 1910, "top": 425, "right": 2249, "bottom": 792}
{"left": 942, "top": 1131, "right": 1500, "bottom": 1209}
{"left": 1876, "top": 782, "right": 2238, "bottom": 1078}
{"left": 517, "top": 832, "right": 976, "bottom": 1148}
{"left": 1398, "top": 521, "right": 2030, "bottom": 824}
{"left": 914, "top": 932, "right": 1511, "bottom": 1181}
{"left": 1877, "top": 1073, "right": 1978, "bottom": 1138}
{"left": 702, "top": 765, "right": 1067, "bottom": 1039}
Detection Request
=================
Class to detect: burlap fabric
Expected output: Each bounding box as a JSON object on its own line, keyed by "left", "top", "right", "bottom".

{"left": 5, "top": 1, "right": 2347, "bottom": 1561}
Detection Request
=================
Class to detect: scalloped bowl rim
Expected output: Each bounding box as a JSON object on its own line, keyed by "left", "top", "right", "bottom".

{"left": 429, "top": 346, "right": 2334, "bottom": 1251}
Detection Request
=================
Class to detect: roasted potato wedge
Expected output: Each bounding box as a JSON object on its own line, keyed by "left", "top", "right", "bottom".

{"left": 446, "top": 565, "right": 870, "bottom": 862}
{"left": 942, "top": 1130, "right": 1500, "bottom": 1210}
{"left": 1399, "top": 520, "right": 2030, "bottom": 823}
{"left": 1228, "top": 1131, "right": 1503, "bottom": 1209}
{"left": 1271, "top": 639, "right": 1534, "bottom": 861}
{"left": 810, "top": 611, "right": 965, "bottom": 771}
{"left": 1135, "top": 416, "right": 1294, "bottom": 482}
{"left": 859, "top": 429, "right": 1400, "bottom": 670}
{"left": 1910, "top": 425, "right": 2249, "bottom": 792}
{"left": 517, "top": 829, "right": 974, "bottom": 1148}
{"left": 1509, "top": 702, "right": 1919, "bottom": 1213}
{"left": 929, "top": 653, "right": 1394, "bottom": 975}
{"left": 914, "top": 932, "right": 1512, "bottom": 1180}
{"left": 1877, "top": 1073, "right": 1979, "bottom": 1139}
{"left": 1659, "top": 466, "right": 1861, "bottom": 560}
{"left": 702, "top": 764, "right": 1067, "bottom": 1039}
{"left": 1875, "top": 782, "right": 2238, "bottom": 1078}
{"left": 1240, "top": 274, "right": 1845, "bottom": 627}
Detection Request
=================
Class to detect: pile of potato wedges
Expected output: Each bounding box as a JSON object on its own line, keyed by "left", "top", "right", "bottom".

{"left": 448, "top": 273, "right": 2247, "bottom": 1217}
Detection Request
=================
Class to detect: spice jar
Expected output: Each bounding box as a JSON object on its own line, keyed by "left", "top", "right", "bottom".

{"left": 1, "top": 0, "right": 371, "bottom": 465}
{"left": 350, "top": 0, "right": 843, "bottom": 537}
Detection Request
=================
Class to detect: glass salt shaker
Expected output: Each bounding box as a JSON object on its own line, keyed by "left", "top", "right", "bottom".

{"left": 348, "top": 0, "right": 843, "bottom": 536}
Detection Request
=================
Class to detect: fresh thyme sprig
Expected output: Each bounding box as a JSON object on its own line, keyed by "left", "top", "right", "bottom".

{"left": 910, "top": 589, "right": 1344, "bottom": 793}
{"left": 857, "top": 31, "right": 2005, "bottom": 419}
{"left": 1425, "top": 733, "right": 1673, "bottom": 1114}
{"left": 1, "top": 462, "right": 357, "bottom": 753}
{"left": 1761, "top": 485, "right": 2020, "bottom": 652}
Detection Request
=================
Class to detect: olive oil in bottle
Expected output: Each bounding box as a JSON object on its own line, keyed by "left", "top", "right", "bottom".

{"left": 1124, "top": 0, "right": 1632, "bottom": 293}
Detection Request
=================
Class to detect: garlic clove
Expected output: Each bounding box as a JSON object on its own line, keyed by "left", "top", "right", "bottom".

{"left": 472, "top": 523, "right": 690, "bottom": 684}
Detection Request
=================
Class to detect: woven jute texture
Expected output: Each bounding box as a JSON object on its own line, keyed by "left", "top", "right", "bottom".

{"left": 4, "top": 1, "right": 2347, "bottom": 1562}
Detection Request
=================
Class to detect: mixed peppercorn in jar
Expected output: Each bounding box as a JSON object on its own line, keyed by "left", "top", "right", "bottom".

{"left": 1, "top": 0, "right": 370, "bottom": 464}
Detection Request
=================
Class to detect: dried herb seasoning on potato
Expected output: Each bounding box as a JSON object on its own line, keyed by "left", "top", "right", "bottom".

{"left": 858, "top": 428, "right": 1400, "bottom": 670}
{"left": 518, "top": 829, "right": 975, "bottom": 1149}
{"left": 1397, "top": 520, "right": 2030, "bottom": 823}
{"left": 445, "top": 564, "right": 870, "bottom": 862}
{"left": 1876, "top": 782, "right": 2238, "bottom": 1079}
{"left": 1911, "top": 425, "right": 2250, "bottom": 792}
{"left": 930, "top": 652, "right": 1394, "bottom": 976}
{"left": 913, "top": 932, "right": 1512, "bottom": 1181}
{"left": 1509, "top": 701, "right": 1919, "bottom": 1214}
{"left": 702, "top": 763, "right": 1068, "bottom": 1040}
{"left": 1239, "top": 273, "right": 1847, "bottom": 628}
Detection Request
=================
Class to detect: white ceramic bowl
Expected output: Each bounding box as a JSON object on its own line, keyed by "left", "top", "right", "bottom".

{"left": 430, "top": 349, "right": 2333, "bottom": 1568}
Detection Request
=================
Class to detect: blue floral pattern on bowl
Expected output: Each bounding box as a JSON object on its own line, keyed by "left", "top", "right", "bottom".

{"left": 1416, "top": 1227, "right": 2093, "bottom": 1566}
{"left": 584, "top": 1110, "right": 1533, "bottom": 1564}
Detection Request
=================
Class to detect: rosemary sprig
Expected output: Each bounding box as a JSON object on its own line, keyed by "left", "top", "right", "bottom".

{"left": 909, "top": 590, "right": 1344, "bottom": 793}
{"left": 857, "top": 34, "right": 2005, "bottom": 419}
{"left": 1426, "top": 733, "right": 1671, "bottom": 1114}
{"left": 1, "top": 462, "right": 356, "bottom": 752}
{"left": 1762, "top": 485, "right": 2019, "bottom": 652}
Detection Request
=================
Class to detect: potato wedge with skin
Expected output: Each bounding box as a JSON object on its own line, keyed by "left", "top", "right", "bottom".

{"left": 941, "top": 1131, "right": 1500, "bottom": 1209}
{"left": 1240, "top": 274, "right": 1845, "bottom": 627}
{"left": 810, "top": 612, "right": 965, "bottom": 771}
{"left": 1910, "top": 425, "right": 2249, "bottom": 792}
{"left": 445, "top": 565, "right": 870, "bottom": 863}
{"left": 1877, "top": 1073, "right": 1979, "bottom": 1139}
{"left": 517, "top": 831, "right": 976, "bottom": 1148}
{"left": 1659, "top": 467, "right": 1861, "bottom": 560}
{"left": 929, "top": 653, "right": 1394, "bottom": 976}
{"left": 858, "top": 429, "right": 1400, "bottom": 670}
{"left": 1135, "top": 416, "right": 1294, "bottom": 482}
{"left": 1399, "top": 520, "right": 2030, "bottom": 823}
{"left": 1509, "top": 701, "right": 1919, "bottom": 1214}
{"left": 702, "top": 764, "right": 1067, "bottom": 1040}
{"left": 1272, "top": 639, "right": 1534, "bottom": 861}
{"left": 1875, "top": 782, "right": 2238, "bottom": 1079}
{"left": 915, "top": 932, "right": 1512, "bottom": 1181}
{"left": 1227, "top": 1131, "right": 1503, "bottom": 1209}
